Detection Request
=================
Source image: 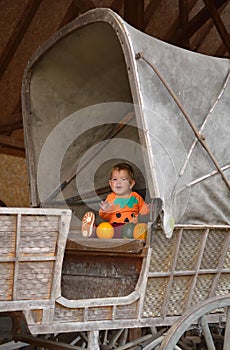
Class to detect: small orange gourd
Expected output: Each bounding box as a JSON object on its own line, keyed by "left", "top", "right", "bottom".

{"left": 133, "top": 223, "right": 147, "bottom": 240}
{"left": 96, "top": 222, "right": 114, "bottom": 239}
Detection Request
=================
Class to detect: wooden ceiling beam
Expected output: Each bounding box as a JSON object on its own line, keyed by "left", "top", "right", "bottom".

{"left": 0, "top": 133, "right": 24, "bottom": 150}
{"left": 74, "top": 0, "right": 95, "bottom": 13}
{"left": 179, "top": 0, "right": 190, "bottom": 48}
{"left": 170, "top": 0, "right": 228, "bottom": 45}
{"left": 191, "top": 0, "right": 228, "bottom": 52}
{"left": 144, "top": 0, "right": 161, "bottom": 29}
{"left": 0, "top": 119, "right": 23, "bottom": 134}
{"left": 58, "top": 1, "right": 80, "bottom": 28}
{"left": 0, "top": 0, "right": 42, "bottom": 80}
{"left": 215, "top": 42, "right": 228, "bottom": 56}
{"left": 203, "top": 0, "right": 230, "bottom": 54}
{"left": 0, "top": 147, "right": 25, "bottom": 158}
{"left": 124, "top": 0, "right": 144, "bottom": 30}
{"left": 110, "top": 0, "right": 124, "bottom": 13}
{"left": 1, "top": 98, "right": 23, "bottom": 134}
{"left": 190, "top": 20, "right": 214, "bottom": 51}
{"left": 164, "top": 0, "right": 197, "bottom": 43}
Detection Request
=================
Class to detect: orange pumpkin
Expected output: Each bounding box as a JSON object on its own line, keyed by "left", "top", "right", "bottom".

{"left": 133, "top": 223, "right": 147, "bottom": 240}
{"left": 96, "top": 222, "right": 114, "bottom": 239}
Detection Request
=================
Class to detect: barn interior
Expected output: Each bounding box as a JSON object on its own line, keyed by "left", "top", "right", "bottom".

{"left": 0, "top": 2, "right": 230, "bottom": 348}
{"left": 0, "top": 0, "right": 230, "bottom": 209}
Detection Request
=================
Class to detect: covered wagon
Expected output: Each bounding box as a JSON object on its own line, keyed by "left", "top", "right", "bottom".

{"left": 0, "top": 8, "right": 229, "bottom": 350}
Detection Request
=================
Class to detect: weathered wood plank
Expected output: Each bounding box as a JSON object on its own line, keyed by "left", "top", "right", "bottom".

{"left": 61, "top": 253, "right": 142, "bottom": 299}
{"left": 66, "top": 237, "right": 145, "bottom": 254}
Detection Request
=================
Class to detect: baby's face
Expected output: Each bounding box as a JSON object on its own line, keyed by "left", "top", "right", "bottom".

{"left": 109, "top": 169, "right": 135, "bottom": 197}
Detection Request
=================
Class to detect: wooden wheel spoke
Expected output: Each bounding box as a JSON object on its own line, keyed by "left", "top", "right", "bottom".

{"left": 160, "top": 295, "right": 230, "bottom": 350}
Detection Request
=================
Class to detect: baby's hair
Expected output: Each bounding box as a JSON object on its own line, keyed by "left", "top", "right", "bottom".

{"left": 111, "top": 163, "right": 134, "bottom": 181}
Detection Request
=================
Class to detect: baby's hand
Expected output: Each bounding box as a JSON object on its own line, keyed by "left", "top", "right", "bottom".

{"left": 100, "top": 200, "right": 112, "bottom": 212}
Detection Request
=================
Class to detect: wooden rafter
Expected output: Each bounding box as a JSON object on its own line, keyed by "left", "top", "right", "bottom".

{"left": 110, "top": 0, "right": 124, "bottom": 13}
{"left": 0, "top": 147, "right": 25, "bottom": 157}
{"left": 0, "top": 119, "right": 23, "bottom": 134}
{"left": 164, "top": 0, "right": 197, "bottom": 43}
{"left": 0, "top": 134, "right": 24, "bottom": 150}
{"left": 179, "top": 0, "right": 190, "bottom": 48}
{"left": 191, "top": 19, "right": 214, "bottom": 50}
{"left": 4, "top": 1, "right": 80, "bottom": 139}
{"left": 0, "top": 0, "right": 42, "bottom": 80}
{"left": 124, "top": 0, "right": 144, "bottom": 30}
{"left": 203, "top": 0, "right": 230, "bottom": 54}
{"left": 170, "top": 0, "right": 229, "bottom": 45}
{"left": 215, "top": 42, "right": 228, "bottom": 56}
{"left": 0, "top": 99, "right": 22, "bottom": 134}
{"left": 0, "top": 132, "right": 25, "bottom": 157}
{"left": 191, "top": 0, "right": 229, "bottom": 51}
{"left": 144, "top": 0, "right": 161, "bottom": 29}
{"left": 58, "top": 1, "right": 80, "bottom": 28}
{"left": 74, "top": 0, "right": 95, "bottom": 13}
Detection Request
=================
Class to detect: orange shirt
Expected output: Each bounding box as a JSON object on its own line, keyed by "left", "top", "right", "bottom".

{"left": 99, "top": 191, "right": 149, "bottom": 224}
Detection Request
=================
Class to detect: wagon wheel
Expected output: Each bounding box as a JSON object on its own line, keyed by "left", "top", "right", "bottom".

{"left": 98, "top": 327, "right": 166, "bottom": 349}
{"left": 158, "top": 295, "right": 230, "bottom": 350}
{"left": 36, "top": 328, "right": 166, "bottom": 350}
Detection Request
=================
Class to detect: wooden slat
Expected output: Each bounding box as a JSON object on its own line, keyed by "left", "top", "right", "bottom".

{"left": 170, "top": 0, "right": 228, "bottom": 45}
{"left": 110, "top": 0, "right": 124, "bottom": 13}
{"left": 0, "top": 119, "right": 23, "bottom": 134}
{"left": 144, "top": 0, "right": 161, "bottom": 29}
{"left": 74, "top": 0, "right": 96, "bottom": 13}
{"left": 66, "top": 237, "right": 145, "bottom": 254}
{"left": 0, "top": 0, "right": 42, "bottom": 80}
{"left": 179, "top": 0, "right": 190, "bottom": 48}
{"left": 57, "top": 1, "right": 80, "bottom": 29}
{"left": 215, "top": 42, "right": 228, "bottom": 56}
{"left": 203, "top": 0, "right": 230, "bottom": 54}
{"left": 0, "top": 133, "right": 24, "bottom": 150}
{"left": 190, "top": 20, "right": 214, "bottom": 51}
{"left": 0, "top": 147, "right": 25, "bottom": 158}
{"left": 164, "top": 0, "right": 197, "bottom": 43}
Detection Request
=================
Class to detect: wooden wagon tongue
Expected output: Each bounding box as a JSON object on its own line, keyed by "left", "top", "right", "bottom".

{"left": 22, "top": 8, "right": 230, "bottom": 237}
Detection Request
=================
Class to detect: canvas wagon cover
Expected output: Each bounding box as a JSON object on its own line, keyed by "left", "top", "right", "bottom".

{"left": 22, "top": 9, "right": 230, "bottom": 237}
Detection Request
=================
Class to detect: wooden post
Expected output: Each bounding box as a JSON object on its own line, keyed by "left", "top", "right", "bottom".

{"left": 88, "top": 331, "right": 100, "bottom": 350}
